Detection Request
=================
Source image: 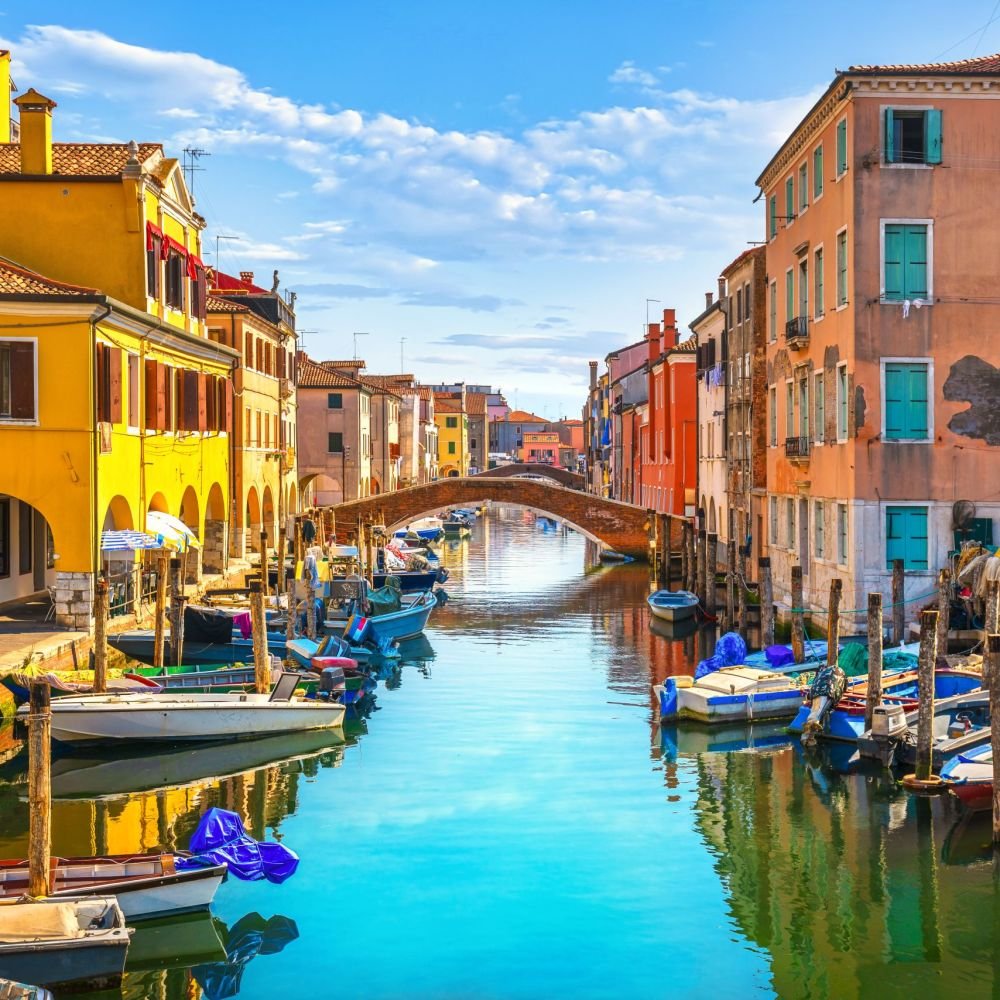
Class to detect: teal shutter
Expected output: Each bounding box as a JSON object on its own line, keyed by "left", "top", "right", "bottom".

{"left": 769, "top": 196, "right": 776, "bottom": 238}
{"left": 786, "top": 177, "right": 794, "bottom": 220}
{"left": 883, "top": 224, "right": 903, "bottom": 300}
{"left": 815, "top": 250, "right": 824, "bottom": 315}
{"left": 837, "top": 120, "right": 847, "bottom": 174}
{"left": 884, "top": 364, "right": 905, "bottom": 439}
{"left": 813, "top": 145, "right": 824, "bottom": 197}
{"left": 925, "top": 109, "right": 942, "bottom": 164}
{"left": 884, "top": 109, "right": 896, "bottom": 163}
{"left": 906, "top": 364, "right": 929, "bottom": 438}
{"left": 838, "top": 367, "right": 848, "bottom": 437}
{"left": 884, "top": 363, "right": 928, "bottom": 440}
{"left": 904, "top": 225, "right": 928, "bottom": 298}
{"left": 785, "top": 270, "right": 793, "bottom": 322}
{"left": 886, "top": 507, "right": 928, "bottom": 569}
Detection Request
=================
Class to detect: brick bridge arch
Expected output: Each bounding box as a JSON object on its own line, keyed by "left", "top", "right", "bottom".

{"left": 472, "top": 463, "right": 584, "bottom": 489}
{"left": 329, "top": 477, "right": 651, "bottom": 559}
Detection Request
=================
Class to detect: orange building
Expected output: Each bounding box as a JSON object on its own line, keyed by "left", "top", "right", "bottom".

{"left": 521, "top": 431, "right": 560, "bottom": 465}
{"left": 758, "top": 53, "right": 1000, "bottom": 628}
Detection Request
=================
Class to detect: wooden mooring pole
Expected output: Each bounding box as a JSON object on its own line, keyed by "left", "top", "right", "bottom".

{"left": 93, "top": 577, "right": 109, "bottom": 694}
{"left": 153, "top": 553, "right": 168, "bottom": 669}
{"left": 680, "top": 520, "right": 690, "bottom": 591}
{"left": 790, "top": 564, "right": 805, "bottom": 664}
{"left": 759, "top": 557, "right": 774, "bottom": 648}
{"left": 260, "top": 531, "right": 270, "bottom": 600}
{"left": 306, "top": 583, "right": 317, "bottom": 640}
{"left": 936, "top": 566, "right": 951, "bottom": 657}
{"left": 705, "top": 533, "right": 717, "bottom": 618}
{"left": 864, "top": 592, "right": 883, "bottom": 733}
{"left": 903, "top": 609, "right": 940, "bottom": 789}
{"left": 988, "top": 634, "right": 1000, "bottom": 841}
{"left": 276, "top": 525, "right": 287, "bottom": 600}
{"left": 28, "top": 681, "right": 51, "bottom": 898}
{"left": 249, "top": 581, "right": 270, "bottom": 695}
{"left": 286, "top": 582, "right": 296, "bottom": 644}
{"left": 662, "top": 515, "right": 672, "bottom": 588}
{"left": 827, "top": 578, "right": 842, "bottom": 667}
{"left": 726, "top": 539, "right": 737, "bottom": 630}
{"left": 696, "top": 529, "right": 707, "bottom": 608}
{"left": 170, "top": 556, "right": 186, "bottom": 667}
{"left": 892, "top": 558, "right": 905, "bottom": 646}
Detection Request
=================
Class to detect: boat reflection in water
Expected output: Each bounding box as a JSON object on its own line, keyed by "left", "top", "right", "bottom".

{"left": 657, "top": 720, "right": 794, "bottom": 763}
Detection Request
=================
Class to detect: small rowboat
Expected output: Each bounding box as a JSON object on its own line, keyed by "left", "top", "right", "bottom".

{"left": 942, "top": 742, "right": 994, "bottom": 810}
{"left": 647, "top": 590, "right": 698, "bottom": 623}
{"left": 654, "top": 667, "right": 805, "bottom": 724}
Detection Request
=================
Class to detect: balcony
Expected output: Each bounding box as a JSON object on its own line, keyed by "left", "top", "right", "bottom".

{"left": 784, "top": 315, "right": 809, "bottom": 349}
{"left": 279, "top": 377, "right": 293, "bottom": 400}
{"left": 784, "top": 436, "right": 811, "bottom": 464}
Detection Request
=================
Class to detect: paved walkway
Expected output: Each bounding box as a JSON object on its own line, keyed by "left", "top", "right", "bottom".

{"left": 0, "top": 594, "right": 89, "bottom": 670}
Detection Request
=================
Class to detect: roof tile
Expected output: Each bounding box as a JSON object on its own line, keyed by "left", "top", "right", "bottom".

{"left": 0, "top": 258, "right": 98, "bottom": 296}
{"left": 848, "top": 53, "right": 1000, "bottom": 74}
{"left": 297, "top": 355, "right": 364, "bottom": 389}
{"left": 0, "top": 142, "right": 161, "bottom": 177}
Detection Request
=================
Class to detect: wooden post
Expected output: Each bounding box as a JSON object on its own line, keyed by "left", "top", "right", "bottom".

{"left": 680, "top": 520, "right": 690, "bottom": 590}
{"left": 248, "top": 581, "right": 270, "bottom": 695}
{"left": 759, "top": 557, "right": 774, "bottom": 648}
{"left": 153, "top": 553, "right": 167, "bottom": 669}
{"left": 737, "top": 550, "right": 748, "bottom": 641}
{"left": 726, "top": 539, "right": 737, "bottom": 630}
{"left": 260, "top": 531, "right": 269, "bottom": 599}
{"left": 294, "top": 518, "right": 303, "bottom": 567}
{"left": 655, "top": 514, "right": 668, "bottom": 589}
{"left": 696, "top": 529, "right": 707, "bottom": 607}
{"left": 276, "top": 525, "right": 287, "bottom": 601}
{"left": 936, "top": 566, "right": 951, "bottom": 657}
{"left": 662, "top": 514, "right": 672, "bottom": 588}
{"left": 685, "top": 521, "right": 695, "bottom": 593}
{"left": 286, "top": 582, "right": 296, "bottom": 644}
{"left": 987, "top": 634, "right": 1000, "bottom": 841}
{"left": 306, "top": 583, "right": 317, "bottom": 640}
{"left": 27, "top": 682, "right": 51, "bottom": 898}
{"left": 705, "top": 533, "right": 717, "bottom": 617}
{"left": 827, "top": 578, "right": 842, "bottom": 667}
{"left": 914, "top": 609, "right": 939, "bottom": 783}
{"left": 864, "top": 592, "right": 884, "bottom": 732}
{"left": 169, "top": 556, "right": 186, "bottom": 667}
{"left": 791, "top": 564, "right": 805, "bottom": 664}
{"left": 93, "top": 577, "right": 109, "bottom": 694}
{"left": 986, "top": 580, "right": 999, "bottom": 637}
{"left": 892, "top": 558, "right": 905, "bottom": 646}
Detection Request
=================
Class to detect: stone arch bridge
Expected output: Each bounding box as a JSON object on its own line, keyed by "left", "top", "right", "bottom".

{"left": 471, "top": 463, "right": 584, "bottom": 489}
{"left": 328, "top": 477, "right": 652, "bottom": 560}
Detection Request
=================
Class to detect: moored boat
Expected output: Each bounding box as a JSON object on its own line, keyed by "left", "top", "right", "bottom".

{"left": 647, "top": 590, "right": 698, "bottom": 623}
{"left": 653, "top": 667, "right": 805, "bottom": 724}
{"left": 942, "top": 742, "right": 994, "bottom": 810}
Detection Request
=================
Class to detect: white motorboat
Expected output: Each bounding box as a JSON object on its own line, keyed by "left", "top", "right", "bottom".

{"left": 647, "top": 590, "right": 699, "bottom": 623}
{"left": 0, "top": 855, "right": 226, "bottom": 920}
{"left": 0, "top": 897, "right": 131, "bottom": 991}
{"left": 16, "top": 673, "right": 345, "bottom": 745}
{"left": 653, "top": 667, "right": 805, "bottom": 724}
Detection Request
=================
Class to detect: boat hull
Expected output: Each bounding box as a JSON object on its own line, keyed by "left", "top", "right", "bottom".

{"left": 366, "top": 593, "right": 436, "bottom": 643}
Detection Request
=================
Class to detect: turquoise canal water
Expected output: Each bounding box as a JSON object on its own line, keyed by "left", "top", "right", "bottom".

{"left": 1, "top": 507, "right": 999, "bottom": 998}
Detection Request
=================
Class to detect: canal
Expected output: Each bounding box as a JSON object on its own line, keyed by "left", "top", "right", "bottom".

{"left": 1, "top": 507, "right": 998, "bottom": 998}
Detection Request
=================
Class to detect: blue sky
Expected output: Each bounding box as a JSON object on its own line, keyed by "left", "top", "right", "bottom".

{"left": 3, "top": 2, "right": 999, "bottom": 416}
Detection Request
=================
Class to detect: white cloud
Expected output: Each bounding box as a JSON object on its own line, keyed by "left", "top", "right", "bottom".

{"left": 608, "top": 60, "right": 659, "bottom": 88}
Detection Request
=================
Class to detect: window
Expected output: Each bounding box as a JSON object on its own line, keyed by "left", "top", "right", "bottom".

{"left": 814, "top": 247, "right": 824, "bottom": 318}
{"left": 838, "top": 504, "right": 849, "bottom": 564}
{"left": 798, "top": 258, "right": 808, "bottom": 318}
{"left": 785, "top": 380, "right": 794, "bottom": 437}
{"left": 165, "top": 252, "right": 186, "bottom": 310}
{"left": 0, "top": 499, "right": 8, "bottom": 577}
{"left": 146, "top": 241, "right": 161, "bottom": 299}
{"left": 837, "top": 364, "right": 848, "bottom": 441}
{"left": 836, "top": 118, "right": 848, "bottom": 176}
{"left": 470, "top": 438, "right": 477, "bottom": 449}
{"left": 814, "top": 371, "right": 825, "bottom": 444}
{"left": 814, "top": 501, "right": 825, "bottom": 559}
{"left": 882, "top": 222, "right": 929, "bottom": 302}
{"left": 769, "top": 496, "right": 778, "bottom": 544}
{"left": 785, "top": 269, "right": 793, "bottom": 325}
{"left": 787, "top": 499, "right": 796, "bottom": 550}
{"left": 885, "top": 506, "right": 928, "bottom": 570}
{"left": 884, "top": 108, "right": 942, "bottom": 165}
{"left": 798, "top": 163, "right": 808, "bottom": 212}
{"left": 798, "top": 376, "right": 809, "bottom": 439}
{"left": 769, "top": 386, "right": 777, "bottom": 447}
{"left": 327, "top": 432, "right": 343, "bottom": 453}
{"left": 736, "top": 287, "right": 743, "bottom": 324}
{"left": 327, "top": 392, "right": 343, "bottom": 409}
{"left": 813, "top": 144, "right": 824, "bottom": 198}
{"left": 836, "top": 230, "right": 848, "bottom": 306}
{"left": 883, "top": 361, "right": 930, "bottom": 441}
{"left": 768, "top": 195, "right": 777, "bottom": 240}
{"left": 769, "top": 281, "right": 777, "bottom": 342}
{"left": 127, "top": 354, "right": 140, "bottom": 429}
{"left": 446, "top": 416, "right": 458, "bottom": 428}
{"left": 785, "top": 176, "right": 794, "bottom": 223}
{"left": 0, "top": 340, "right": 36, "bottom": 420}
{"left": 448, "top": 441, "right": 456, "bottom": 455}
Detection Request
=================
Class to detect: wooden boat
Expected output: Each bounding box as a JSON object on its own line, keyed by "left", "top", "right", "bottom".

{"left": 647, "top": 590, "right": 698, "bottom": 623}
{"left": 941, "top": 742, "right": 994, "bottom": 810}
{"left": 123, "top": 664, "right": 337, "bottom": 697}
{"left": 0, "top": 855, "right": 226, "bottom": 920}
{"left": 0, "top": 671, "right": 160, "bottom": 708}
{"left": 15, "top": 673, "right": 345, "bottom": 745}
{"left": 441, "top": 519, "right": 470, "bottom": 537}
{"left": 325, "top": 590, "right": 437, "bottom": 644}
{"left": 372, "top": 570, "right": 440, "bottom": 592}
{"left": 653, "top": 668, "right": 805, "bottom": 724}
{"left": 0, "top": 897, "right": 130, "bottom": 992}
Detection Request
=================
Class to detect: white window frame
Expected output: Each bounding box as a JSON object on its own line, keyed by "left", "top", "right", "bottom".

{"left": 813, "top": 370, "right": 825, "bottom": 446}
{"left": 880, "top": 105, "right": 935, "bottom": 171}
{"left": 879, "top": 218, "right": 934, "bottom": 305}
{"left": 883, "top": 500, "right": 933, "bottom": 574}
{"left": 879, "top": 356, "right": 934, "bottom": 444}
{"left": 0, "top": 337, "right": 40, "bottom": 427}
{"left": 836, "top": 362, "right": 849, "bottom": 443}
{"left": 813, "top": 243, "right": 825, "bottom": 321}
{"left": 812, "top": 142, "right": 825, "bottom": 202}
{"left": 835, "top": 115, "right": 849, "bottom": 181}
{"left": 835, "top": 225, "right": 849, "bottom": 310}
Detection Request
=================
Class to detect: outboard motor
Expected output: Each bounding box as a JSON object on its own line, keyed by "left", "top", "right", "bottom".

{"left": 433, "top": 587, "right": 449, "bottom": 606}
{"left": 861, "top": 702, "right": 909, "bottom": 766}
{"left": 436, "top": 567, "right": 450, "bottom": 584}
{"left": 947, "top": 712, "right": 975, "bottom": 740}
{"left": 801, "top": 664, "right": 847, "bottom": 745}
{"left": 317, "top": 665, "right": 346, "bottom": 702}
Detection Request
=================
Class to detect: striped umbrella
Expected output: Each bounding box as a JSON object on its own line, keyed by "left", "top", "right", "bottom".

{"left": 146, "top": 510, "right": 201, "bottom": 551}
{"left": 101, "top": 529, "right": 164, "bottom": 552}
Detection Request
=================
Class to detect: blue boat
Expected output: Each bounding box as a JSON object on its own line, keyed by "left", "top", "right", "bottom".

{"left": 393, "top": 527, "right": 443, "bottom": 542}
{"left": 363, "top": 590, "right": 438, "bottom": 643}
{"left": 647, "top": 590, "right": 698, "bottom": 623}
{"left": 372, "top": 570, "right": 441, "bottom": 592}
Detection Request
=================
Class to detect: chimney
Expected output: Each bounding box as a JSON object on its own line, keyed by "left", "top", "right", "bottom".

{"left": 589, "top": 360, "right": 598, "bottom": 390}
{"left": 662, "top": 308, "right": 678, "bottom": 347}
{"left": 14, "top": 88, "right": 56, "bottom": 175}
{"left": 0, "top": 51, "right": 10, "bottom": 145}
{"left": 240, "top": 271, "right": 255, "bottom": 285}
{"left": 460, "top": 383, "right": 467, "bottom": 411}
{"left": 717, "top": 277, "right": 726, "bottom": 302}
{"left": 704, "top": 291, "right": 713, "bottom": 310}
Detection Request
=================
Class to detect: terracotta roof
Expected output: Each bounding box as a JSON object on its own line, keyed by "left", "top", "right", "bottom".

{"left": 357, "top": 374, "right": 402, "bottom": 399}
{"left": 503, "top": 409, "right": 548, "bottom": 423}
{"left": 0, "top": 258, "right": 98, "bottom": 296}
{"left": 466, "top": 392, "right": 487, "bottom": 415}
{"left": 416, "top": 385, "right": 434, "bottom": 400}
{"left": 206, "top": 294, "right": 249, "bottom": 313}
{"left": 297, "top": 355, "right": 365, "bottom": 389}
{"left": 0, "top": 142, "right": 162, "bottom": 177}
{"left": 721, "top": 245, "right": 765, "bottom": 277}
{"left": 323, "top": 359, "right": 366, "bottom": 370}
{"left": 675, "top": 337, "right": 697, "bottom": 352}
{"left": 434, "top": 395, "right": 464, "bottom": 413}
{"left": 848, "top": 53, "right": 1000, "bottom": 75}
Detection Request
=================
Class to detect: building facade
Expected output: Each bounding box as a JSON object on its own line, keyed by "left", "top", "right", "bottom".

{"left": 693, "top": 289, "right": 728, "bottom": 543}
{"left": 521, "top": 431, "right": 560, "bottom": 464}
{"left": 435, "top": 389, "right": 469, "bottom": 477}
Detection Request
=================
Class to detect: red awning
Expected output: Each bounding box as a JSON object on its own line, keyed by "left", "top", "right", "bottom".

{"left": 187, "top": 252, "right": 205, "bottom": 280}
{"left": 145, "top": 221, "right": 164, "bottom": 252}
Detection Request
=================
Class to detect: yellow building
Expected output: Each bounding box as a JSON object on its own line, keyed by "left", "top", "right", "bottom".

{"left": 434, "top": 390, "right": 469, "bottom": 477}
{"left": 0, "top": 75, "right": 236, "bottom": 627}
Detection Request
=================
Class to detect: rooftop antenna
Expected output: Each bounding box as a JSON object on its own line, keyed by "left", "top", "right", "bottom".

{"left": 353, "top": 332, "right": 370, "bottom": 360}
{"left": 299, "top": 329, "right": 319, "bottom": 352}
{"left": 182, "top": 147, "right": 210, "bottom": 197}
{"left": 214, "top": 234, "right": 240, "bottom": 274}
{"left": 645, "top": 297, "right": 661, "bottom": 331}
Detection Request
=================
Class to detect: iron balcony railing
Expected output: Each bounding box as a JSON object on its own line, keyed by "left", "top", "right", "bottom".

{"left": 785, "top": 315, "right": 809, "bottom": 343}
{"left": 784, "top": 435, "right": 811, "bottom": 460}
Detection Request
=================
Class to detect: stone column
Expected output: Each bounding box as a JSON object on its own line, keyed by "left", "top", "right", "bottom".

{"left": 183, "top": 545, "right": 203, "bottom": 585}
{"left": 53, "top": 571, "right": 94, "bottom": 631}
{"left": 202, "top": 519, "right": 228, "bottom": 576}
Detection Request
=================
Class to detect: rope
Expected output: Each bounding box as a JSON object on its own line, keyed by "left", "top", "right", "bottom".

{"left": 787, "top": 587, "right": 939, "bottom": 617}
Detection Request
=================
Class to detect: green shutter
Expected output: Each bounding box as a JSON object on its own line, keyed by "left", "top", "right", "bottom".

{"left": 837, "top": 232, "right": 848, "bottom": 305}
{"left": 883, "top": 224, "right": 904, "bottom": 300}
{"left": 769, "top": 196, "right": 776, "bottom": 239}
{"left": 813, "top": 145, "right": 824, "bottom": 197}
{"left": 884, "top": 364, "right": 905, "bottom": 439}
{"left": 836, "top": 120, "right": 847, "bottom": 174}
{"left": 786, "top": 178, "right": 794, "bottom": 220}
{"left": 904, "top": 225, "right": 928, "bottom": 298}
{"left": 886, "top": 506, "right": 928, "bottom": 569}
{"left": 884, "top": 109, "right": 896, "bottom": 163}
{"left": 838, "top": 367, "right": 848, "bottom": 437}
{"left": 905, "top": 363, "right": 929, "bottom": 438}
{"left": 785, "top": 270, "right": 793, "bottom": 323}
{"left": 815, "top": 250, "right": 824, "bottom": 315}
{"left": 925, "top": 109, "right": 942, "bottom": 164}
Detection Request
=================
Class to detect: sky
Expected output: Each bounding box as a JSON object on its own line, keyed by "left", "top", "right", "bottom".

{"left": 3, "top": 1, "right": 999, "bottom": 417}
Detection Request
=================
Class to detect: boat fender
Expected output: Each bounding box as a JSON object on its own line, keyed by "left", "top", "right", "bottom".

{"left": 311, "top": 656, "right": 359, "bottom": 670}
{"left": 655, "top": 676, "right": 692, "bottom": 719}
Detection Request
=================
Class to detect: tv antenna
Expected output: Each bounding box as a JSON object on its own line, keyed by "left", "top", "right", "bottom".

{"left": 182, "top": 147, "right": 210, "bottom": 196}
